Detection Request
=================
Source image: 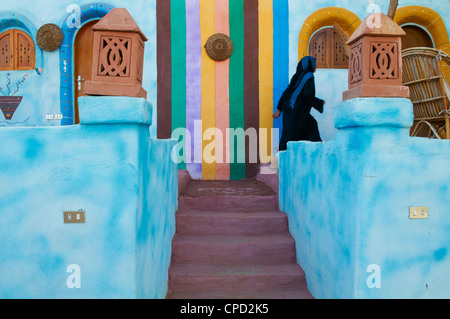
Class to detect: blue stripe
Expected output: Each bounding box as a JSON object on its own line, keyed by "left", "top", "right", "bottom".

{"left": 272, "top": 0, "right": 289, "bottom": 152}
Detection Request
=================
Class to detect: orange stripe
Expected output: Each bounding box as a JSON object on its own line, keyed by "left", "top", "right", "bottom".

{"left": 200, "top": 0, "right": 216, "bottom": 180}
{"left": 214, "top": 0, "right": 230, "bottom": 180}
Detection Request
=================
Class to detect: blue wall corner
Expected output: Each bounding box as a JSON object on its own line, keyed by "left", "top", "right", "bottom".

{"left": 279, "top": 97, "right": 450, "bottom": 299}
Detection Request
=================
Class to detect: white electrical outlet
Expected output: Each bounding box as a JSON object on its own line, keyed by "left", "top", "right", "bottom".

{"left": 55, "top": 114, "right": 63, "bottom": 120}
{"left": 410, "top": 207, "right": 429, "bottom": 219}
{"left": 46, "top": 114, "right": 54, "bottom": 120}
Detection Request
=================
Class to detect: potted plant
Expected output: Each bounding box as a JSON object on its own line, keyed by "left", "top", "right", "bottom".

{"left": 0, "top": 73, "right": 28, "bottom": 120}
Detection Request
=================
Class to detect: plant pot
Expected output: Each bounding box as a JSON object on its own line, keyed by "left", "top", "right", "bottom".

{"left": 0, "top": 96, "right": 23, "bottom": 120}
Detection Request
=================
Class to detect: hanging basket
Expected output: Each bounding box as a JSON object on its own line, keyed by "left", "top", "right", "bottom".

{"left": 36, "top": 23, "right": 64, "bottom": 51}
{"left": 204, "top": 33, "right": 233, "bottom": 61}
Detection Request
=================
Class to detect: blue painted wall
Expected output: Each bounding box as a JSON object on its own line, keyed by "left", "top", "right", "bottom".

{"left": 279, "top": 97, "right": 450, "bottom": 298}
{"left": 0, "top": 96, "right": 177, "bottom": 298}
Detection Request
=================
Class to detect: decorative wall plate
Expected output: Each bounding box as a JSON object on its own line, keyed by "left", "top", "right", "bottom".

{"left": 204, "top": 33, "right": 233, "bottom": 61}
{"left": 36, "top": 23, "right": 64, "bottom": 51}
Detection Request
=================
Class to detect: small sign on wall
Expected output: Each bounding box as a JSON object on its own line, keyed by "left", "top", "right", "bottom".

{"left": 64, "top": 211, "right": 85, "bottom": 223}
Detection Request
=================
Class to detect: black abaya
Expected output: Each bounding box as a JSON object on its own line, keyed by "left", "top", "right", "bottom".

{"left": 277, "top": 58, "right": 324, "bottom": 151}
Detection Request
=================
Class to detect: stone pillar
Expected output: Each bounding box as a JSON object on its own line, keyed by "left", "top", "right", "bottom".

{"left": 343, "top": 12, "right": 409, "bottom": 100}
{"left": 84, "top": 8, "right": 148, "bottom": 99}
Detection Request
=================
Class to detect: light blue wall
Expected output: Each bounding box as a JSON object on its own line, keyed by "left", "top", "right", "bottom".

{"left": 279, "top": 97, "right": 450, "bottom": 298}
{"left": 0, "top": 96, "right": 177, "bottom": 298}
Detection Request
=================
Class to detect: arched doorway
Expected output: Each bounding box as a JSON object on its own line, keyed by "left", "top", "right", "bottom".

{"left": 59, "top": 3, "right": 114, "bottom": 125}
{"left": 401, "top": 24, "right": 434, "bottom": 50}
{"left": 298, "top": 7, "right": 361, "bottom": 61}
{"left": 394, "top": 5, "right": 450, "bottom": 84}
{"left": 308, "top": 27, "right": 349, "bottom": 69}
{"left": 73, "top": 20, "right": 98, "bottom": 124}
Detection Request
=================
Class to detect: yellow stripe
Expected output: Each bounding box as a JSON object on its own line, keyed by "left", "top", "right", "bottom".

{"left": 200, "top": 0, "right": 216, "bottom": 180}
{"left": 258, "top": 0, "right": 274, "bottom": 163}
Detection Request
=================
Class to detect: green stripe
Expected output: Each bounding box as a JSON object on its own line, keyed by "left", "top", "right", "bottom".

{"left": 171, "top": 0, "right": 187, "bottom": 169}
{"left": 229, "top": 0, "right": 246, "bottom": 180}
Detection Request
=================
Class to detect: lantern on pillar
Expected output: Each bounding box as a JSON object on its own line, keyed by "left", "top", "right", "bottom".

{"left": 84, "top": 8, "right": 148, "bottom": 99}
{"left": 343, "top": 12, "right": 409, "bottom": 100}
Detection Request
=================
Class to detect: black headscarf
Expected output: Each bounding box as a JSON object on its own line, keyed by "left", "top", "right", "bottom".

{"left": 277, "top": 56, "right": 316, "bottom": 111}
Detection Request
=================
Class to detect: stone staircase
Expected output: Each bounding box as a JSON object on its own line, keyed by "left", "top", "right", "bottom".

{"left": 165, "top": 179, "right": 313, "bottom": 299}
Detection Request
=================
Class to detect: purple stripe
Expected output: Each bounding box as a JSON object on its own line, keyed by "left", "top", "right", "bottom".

{"left": 185, "top": 0, "right": 202, "bottom": 179}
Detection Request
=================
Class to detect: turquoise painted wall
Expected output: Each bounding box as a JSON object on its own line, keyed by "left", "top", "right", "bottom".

{"left": 279, "top": 97, "right": 450, "bottom": 298}
{"left": 0, "top": 96, "right": 177, "bottom": 298}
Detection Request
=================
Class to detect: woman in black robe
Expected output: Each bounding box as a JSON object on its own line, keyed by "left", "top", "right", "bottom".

{"left": 273, "top": 56, "right": 325, "bottom": 151}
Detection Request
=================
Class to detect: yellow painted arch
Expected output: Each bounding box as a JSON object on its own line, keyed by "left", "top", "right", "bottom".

{"left": 298, "top": 7, "right": 361, "bottom": 60}
{"left": 394, "top": 5, "right": 450, "bottom": 82}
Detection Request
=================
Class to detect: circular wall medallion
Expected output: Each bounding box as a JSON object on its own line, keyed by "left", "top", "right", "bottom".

{"left": 204, "top": 33, "right": 233, "bottom": 61}
{"left": 36, "top": 23, "right": 64, "bottom": 51}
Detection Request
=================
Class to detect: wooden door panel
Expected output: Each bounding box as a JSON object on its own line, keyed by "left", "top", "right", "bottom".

{"left": 332, "top": 29, "right": 349, "bottom": 69}
{"left": 0, "top": 30, "right": 13, "bottom": 70}
{"left": 308, "top": 27, "right": 349, "bottom": 69}
{"left": 15, "top": 30, "right": 35, "bottom": 70}
{"left": 74, "top": 20, "right": 98, "bottom": 124}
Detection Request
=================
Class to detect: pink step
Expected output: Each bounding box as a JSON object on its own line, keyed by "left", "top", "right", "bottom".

{"left": 179, "top": 194, "right": 278, "bottom": 212}
{"left": 175, "top": 210, "right": 289, "bottom": 235}
{"left": 171, "top": 234, "right": 296, "bottom": 265}
{"left": 166, "top": 179, "right": 313, "bottom": 299}
{"left": 167, "top": 287, "right": 313, "bottom": 299}
{"left": 179, "top": 180, "right": 278, "bottom": 212}
{"left": 167, "top": 262, "right": 306, "bottom": 292}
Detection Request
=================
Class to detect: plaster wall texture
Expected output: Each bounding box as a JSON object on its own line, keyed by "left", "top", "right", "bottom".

{"left": 0, "top": 96, "right": 177, "bottom": 298}
{"left": 279, "top": 97, "right": 450, "bottom": 299}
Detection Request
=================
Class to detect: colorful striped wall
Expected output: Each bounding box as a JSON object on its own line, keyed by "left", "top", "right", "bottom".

{"left": 156, "top": 0, "right": 287, "bottom": 180}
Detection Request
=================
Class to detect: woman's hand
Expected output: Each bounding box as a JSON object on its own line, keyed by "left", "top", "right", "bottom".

{"left": 272, "top": 110, "right": 281, "bottom": 119}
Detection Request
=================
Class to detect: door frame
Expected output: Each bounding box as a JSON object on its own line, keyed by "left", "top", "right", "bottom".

{"left": 59, "top": 3, "right": 114, "bottom": 125}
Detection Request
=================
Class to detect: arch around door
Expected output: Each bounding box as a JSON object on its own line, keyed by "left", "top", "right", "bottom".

{"left": 0, "top": 12, "right": 43, "bottom": 72}
{"left": 394, "top": 5, "right": 450, "bottom": 83}
{"left": 59, "top": 3, "right": 114, "bottom": 125}
{"left": 297, "top": 7, "right": 361, "bottom": 62}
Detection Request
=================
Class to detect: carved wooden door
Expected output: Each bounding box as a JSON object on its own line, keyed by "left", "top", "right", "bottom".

{"left": 74, "top": 20, "right": 98, "bottom": 124}
{"left": 309, "top": 27, "right": 349, "bottom": 69}
{"left": 0, "top": 29, "right": 35, "bottom": 71}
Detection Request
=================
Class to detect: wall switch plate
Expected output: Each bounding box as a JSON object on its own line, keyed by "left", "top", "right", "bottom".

{"left": 64, "top": 211, "right": 85, "bottom": 223}
{"left": 409, "top": 207, "right": 428, "bottom": 219}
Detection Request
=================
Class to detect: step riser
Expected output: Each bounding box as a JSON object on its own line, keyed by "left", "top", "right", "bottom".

{"left": 167, "top": 180, "right": 313, "bottom": 299}
{"left": 171, "top": 241, "right": 296, "bottom": 265}
{"left": 168, "top": 274, "right": 306, "bottom": 292}
{"left": 179, "top": 195, "right": 278, "bottom": 212}
{"left": 166, "top": 288, "right": 313, "bottom": 299}
{"left": 175, "top": 214, "right": 289, "bottom": 235}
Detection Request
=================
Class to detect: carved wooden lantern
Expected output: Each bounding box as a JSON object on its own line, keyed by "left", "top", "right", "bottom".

{"left": 84, "top": 8, "right": 148, "bottom": 98}
{"left": 343, "top": 12, "right": 409, "bottom": 100}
